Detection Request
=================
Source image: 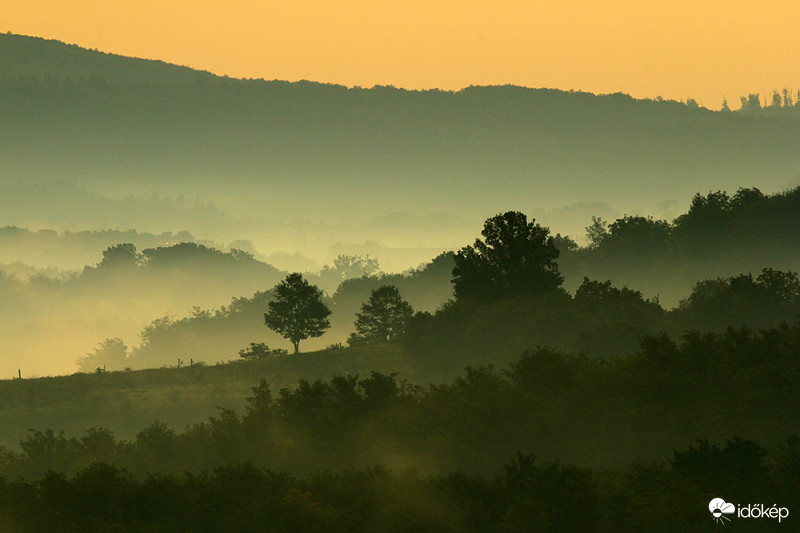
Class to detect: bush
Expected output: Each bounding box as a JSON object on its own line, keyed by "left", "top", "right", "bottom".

{"left": 238, "top": 343, "right": 287, "bottom": 360}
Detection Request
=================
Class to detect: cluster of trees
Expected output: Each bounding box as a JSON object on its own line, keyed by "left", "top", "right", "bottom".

{"left": 1, "top": 316, "right": 798, "bottom": 529}
{"left": 0, "top": 225, "right": 201, "bottom": 271}
{"left": 248, "top": 200, "right": 798, "bottom": 370}
{"left": 261, "top": 272, "right": 414, "bottom": 354}
{"left": 563, "top": 186, "right": 800, "bottom": 304}
{"left": 4, "top": 319, "right": 798, "bottom": 479}
{"left": 75, "top": 263, "right": 420, "bottom": 371}
{"left": 71, "top": 248, "right": 452, "bottom": 371}
{"left": 584, "top": 187, "right": 800, "bottom": 256}
{"left": 1, "top": 436, "right": 797, "bottom": 532}
{"left": 733, "top": 88, "right": 800, "bottom": 113}
{"left": 80, "top": 187, "right": 800, "bottom": 373}
{"left": 313, "top": 254, "right": 380, "bottom": 293}
{"left": 59, "top": 247, "right": 409, "bottom": 371}
{"left": 403, "top": 209, "right": 800, "bottom": 377}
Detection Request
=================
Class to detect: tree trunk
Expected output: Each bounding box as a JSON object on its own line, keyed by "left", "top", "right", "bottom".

{"left": 293, "top": 341, "right": 300, "bottom": 354}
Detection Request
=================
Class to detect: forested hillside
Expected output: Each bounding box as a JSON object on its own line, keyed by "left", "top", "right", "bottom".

{"left": 2, "top": 185, "right": 799, "bottom": 377}
{"left": 1, "top": 188, "right": 798, "bottom": 531}
{"left": 0, "top": 327, "right": 797, "bottom": 531}
{"left": 2, "top": 33, "right": 799, "bottom": 235}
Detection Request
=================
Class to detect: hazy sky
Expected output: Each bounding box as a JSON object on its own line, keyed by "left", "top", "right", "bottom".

{"left": 3, "top": 1, "right": 798, "bottom": 108}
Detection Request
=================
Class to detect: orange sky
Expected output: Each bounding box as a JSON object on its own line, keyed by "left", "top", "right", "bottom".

{"left": 3, "top": 0, "right": 799, "bottom": 108}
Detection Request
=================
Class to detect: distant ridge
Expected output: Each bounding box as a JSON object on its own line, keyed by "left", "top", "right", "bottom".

{"left": 0, "top": 32, "right": 703, "bottom": 100}
{"left": 0, "top": 33, "right": 218, "bottom": 84}
{"left": 1, "top": 32, "right": 799, "bottom": 227}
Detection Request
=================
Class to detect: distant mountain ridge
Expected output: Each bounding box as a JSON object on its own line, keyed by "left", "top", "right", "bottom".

{"left": 0, "top": 33, "right": 217, "bottom": 84}
{"left": 1, "top": 32, "right": 799, "bottom": 232}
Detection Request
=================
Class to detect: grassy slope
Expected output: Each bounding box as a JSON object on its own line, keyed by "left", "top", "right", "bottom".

{"left": 0, "top": 344, "right": 410, "bottom": 449}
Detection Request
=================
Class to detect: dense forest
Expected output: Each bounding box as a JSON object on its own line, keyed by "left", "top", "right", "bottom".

{"left": 4, "top": 321, "right": 799, "bottom": 476}
{"left": 0, "top": 326, "right": 797, "bottom": 530}
{"left": 2, "top": 438, "right": 795, "bottom": 532}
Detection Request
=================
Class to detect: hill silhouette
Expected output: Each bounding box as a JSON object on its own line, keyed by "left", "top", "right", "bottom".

{"left": 2, "top": 33, "right": 799, "bottom": 235}
{"left": 0, "top": 33, "right": 216, "bottom": 84}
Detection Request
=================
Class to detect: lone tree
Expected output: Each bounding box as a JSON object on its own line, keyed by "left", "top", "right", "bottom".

{"left": 76, "top": 337, "right": 128, "bottom": 372}
{"left": 265, "top": 273, "right": 331, "bottom": 354}
{"left": 348, "top": 285, "right": 414, "bottom": 345}
{"left": 452, "top": 211, "right": 563, "bottom": 302}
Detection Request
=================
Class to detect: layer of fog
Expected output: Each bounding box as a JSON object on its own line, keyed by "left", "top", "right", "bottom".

{"left": 0, "top": 181, "right": 695, "bottom": 272}
{"left": 0, "top": 178, "right": 712, "bottom": 379}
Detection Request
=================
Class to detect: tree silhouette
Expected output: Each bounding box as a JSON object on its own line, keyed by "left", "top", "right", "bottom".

{"left": 98, "top": 243, "right": 140, "bottom": 269}
{"left": 452, "top": 211, "right": 563, "bottom": 302}
{"left": 238, "top": 342, "right": 284, "bottom": 359}
{"left": 348, "top": 285, "right": 413, "bottom": 345}
{"left": 76, "top": 337, "right": 128, "bottom": 372}
{"left": 317, "top": 254, "right": 379, "bottom": 292}
{"left": 264, "top": 273, "right": 331, "bottom": 353}
{"left": 585, "top": 216, "right": 608, "bottom": 248}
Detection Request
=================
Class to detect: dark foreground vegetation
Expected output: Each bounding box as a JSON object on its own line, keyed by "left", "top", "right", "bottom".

{"left": 1, "top": 311, "right": 799, "bottom": 531}
{"left": 0, "top": 322, "right": 798, "bottom": 531}
{"left": 2, "top": 319, "right": 798, "bottom": 478}
{"left": 1, "top": 437, "right": 797, "bottom": 532}
{"left": 1, "top": 186, "right": 799, "bottom": 529}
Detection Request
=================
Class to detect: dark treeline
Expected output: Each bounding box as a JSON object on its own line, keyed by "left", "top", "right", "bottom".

{"left": 408, "top": 266, "right": 800, "bottom": 376}
{"left": 404, "top": 190, "right": 800, "bottom": 376}
{"left": 559, "top": 186, "right": 800, "bottom": 304}
{"left": 0, "top": 322, "right": 798, "bottom": 530}
{"left": 2, "top": 320, "right": 798, "bottom": 477}
{"left": 733, "top": 89, "right": 800, "bottom": 115}
{"left": 0, "top": 224, "right": 201, "bottom": 271}
{"left": 1, "top": 439, "right": 797, "bottom": 532}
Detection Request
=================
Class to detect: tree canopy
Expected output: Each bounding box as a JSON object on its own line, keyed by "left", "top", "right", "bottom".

{"left": 76, "top": 337, "right": 128, "bottom": 372}
{"left": 264, "top": 273, "right": 331, "bottom": 354}
{"left": 348, "top": 285, "right": 414, "bottom": 345}
{"left": 452, "top": 211, "right": 563, "bottom": 302}
{"left": 98, "top": 243, "right": 140, "bottom": 269}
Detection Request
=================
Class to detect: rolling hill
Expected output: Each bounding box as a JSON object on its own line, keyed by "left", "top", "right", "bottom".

{"left": 2, "top": 33, "right": 799, "bottom": 239}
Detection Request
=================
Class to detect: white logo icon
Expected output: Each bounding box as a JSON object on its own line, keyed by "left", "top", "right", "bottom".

{"left": 709, "top": 498, "right": 736, "bottom": 524}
